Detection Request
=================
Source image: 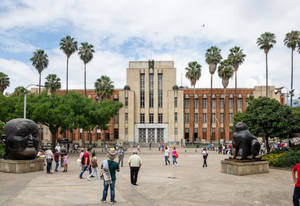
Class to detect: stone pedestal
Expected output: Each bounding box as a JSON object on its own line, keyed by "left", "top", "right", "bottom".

{"left": 0, "top": 158, "right": 44, "bottom": 173}
{"left": 221, "top": 159, "right": 269, "bottom": 176}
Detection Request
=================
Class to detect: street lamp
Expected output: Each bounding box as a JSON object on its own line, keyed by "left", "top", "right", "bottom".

{"left": 24, "top": 84, "right": 44, "bottom": 119}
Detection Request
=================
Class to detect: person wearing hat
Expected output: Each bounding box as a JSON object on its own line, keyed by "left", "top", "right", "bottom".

{"left": 101, "top": 148, "right": 120, "bottom": 204}
{"left": 128, "top": 151, "right": 142, "bottom": 186}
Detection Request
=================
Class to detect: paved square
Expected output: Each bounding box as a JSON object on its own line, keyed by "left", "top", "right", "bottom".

{"left": 0, "top": 148, "right": 294, "bottom": 206}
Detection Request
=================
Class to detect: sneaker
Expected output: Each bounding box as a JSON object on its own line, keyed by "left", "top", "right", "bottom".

{"left": 101, "top": 200, "right": 107, "bottom": 203}
{"left": 110, "top": 200, "right": 117, "bottom": 204}
{"left": 87, "top": 177, "right": 91, "bottom": 181}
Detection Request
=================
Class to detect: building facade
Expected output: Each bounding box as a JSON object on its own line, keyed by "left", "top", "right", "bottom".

{"left": 43, "top": 61, "right": 284, "bottom": 146}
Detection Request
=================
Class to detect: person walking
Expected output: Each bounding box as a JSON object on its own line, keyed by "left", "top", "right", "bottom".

{"left": 87, "top": 152, "right": 99, "bottom": 180}
{"left": 293, "top": 162, "right": 300, "bottom": 206}
{"left": 79, "top": 149, "right": 85, "bottom": 170}
{"left": 164, "top": 146, "right": 170, "bottom": 165}
{"left": 45, "top": 148, "right": 54, "bottom": 174}
{"left": 79, "top": 148, "right": 92, "bottom": 179}
{"left": 101, "top": 148, "right": 119, "bottom": 204}
{"left": 128, "top": 151, "right": 142, "bottom": 186}
{"left": 202, "top": 147, "right": 208, "bottom": 167}
{"left": 63, "top": 152, "right": 68, "bottom": 172}
{"left": 54, "top": 149, "right": 60, "bottom": 172}
{"left": 172, "top": 146, "right": 178, "bottom": 166}
{"left": 118, "top": 147, "right": 124, "bottom": 167}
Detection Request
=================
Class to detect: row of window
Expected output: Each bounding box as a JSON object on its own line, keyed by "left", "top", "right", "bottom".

{"left": 182, "top": 98, "right": 244, "bottom": 110}
{"left": 124, "top": 113, "right": 164, "bottom": 124}
{"left": 140, "top": 73, "right": 163, "bottom": 108}
{"left": 184, "top": 127, "right": 225, "bottom": 133}
{"left": 183, "top": 113, "right": 234, "bottom": 123}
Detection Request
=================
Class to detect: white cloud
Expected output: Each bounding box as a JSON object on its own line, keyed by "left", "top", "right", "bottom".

{"left": 0, "top": 0, "right": 300, "bottom": 98}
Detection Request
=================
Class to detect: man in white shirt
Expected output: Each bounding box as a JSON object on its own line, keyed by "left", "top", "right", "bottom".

{"left": 202, "top": 148, "right": 208, "bottom": 168}
{"left": 128, "top": 151, "right": 142, "bottom": 185}
{"left": 45, "top": 148, "right": 54, "bottom": 173}
{"left": 55, "top": 143, "right": 61, "bottom": 153}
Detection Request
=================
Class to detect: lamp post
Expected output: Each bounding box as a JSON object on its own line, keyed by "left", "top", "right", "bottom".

{"left": 24, "top": 84, "right": 44, "bottom": 119}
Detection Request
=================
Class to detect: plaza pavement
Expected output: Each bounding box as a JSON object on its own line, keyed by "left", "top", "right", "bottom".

{"left": 0, "top": 148, "right": 294, "bottom": 206}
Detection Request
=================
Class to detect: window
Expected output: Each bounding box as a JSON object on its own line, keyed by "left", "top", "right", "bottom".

{"left": 174, "top": 112, "right": 178, "bottom": 123}
{"left": 125, "top": 113, "right": 128, "bottom": 124}
{"left": 149, "top": 113, "right": 154, "bottom": 123}
{"left": 229, "top": 113, "right": 233, "bottom": 123}
{"left": 212, "top": 113, "right": 216, "bottom": 123}
{"left": 158, "top": 113, "right": 163, "bottom": 123}
{"left": 149, "top": 73, "right": 154, "bottom": 108}
{"left": 220, "top": 127, "right": 224, "bottom": 132}
{"left": 140, "top": 114, "right": 145, "bottom": 123}
{"left": 125, "top": 97, "right": 128, "bottom": 107}
{"left": 194, "top": 99, "right": 198, "bottom": 109}
{"left": 203, "top": 128, "right": 207, "bottom": 132}
{"left": 184, "top": 113, "right": 189, "bottom": 123}
{"left": 140, "top": 74, "right": 145, "bottom": 108}
{"left": 212, "top": 98, "right": 216, "bottom": 109}
{"left": 229, "top": 98, "right": 234, "bottom": 109}
{"left": 174, "top": 96, "right": 178, "bottom": 108}
{"left": 184, "top": 98, "right": 190, "bottom": 109}
{"left": 174, "top": 128, "right": 178, "bottom": 135}
{"left": 114, "top": 114, "right": 118, "bottom": 124}
{"left": 203, "top": 113, "right": 207, "bottom": 123}
{"left": 158, "top": 74, "right": 163, "bottom": 108}
{"left": 194, "top": 113, "right": 198, "bottom": 123}
{"left": 238, "top": 98, "right": 242, "bottom": 109}
{"left": 212, "top": 128, "right": 216, "bottom": 132}
{"left": 125, "top": 128, "right": 128, "bottom": 135}
{"left": 220, "top": 113, "right": 224, "bottom": 123}
{"left": 220, "top": 98, "right": 224, "bottom": 110}
{"left": 202, "top": 98, "right": 207, "bottom": 109}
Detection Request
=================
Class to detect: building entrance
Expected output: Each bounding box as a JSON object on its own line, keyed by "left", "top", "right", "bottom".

{"left": 135, "top": 124, "right": 168, "bottom": 143}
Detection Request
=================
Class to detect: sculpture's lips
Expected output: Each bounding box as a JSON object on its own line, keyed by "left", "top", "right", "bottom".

{"left": 18, "top": 147, "right": 37, "bottom": 158}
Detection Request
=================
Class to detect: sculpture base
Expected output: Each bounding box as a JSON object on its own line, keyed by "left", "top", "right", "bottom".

{"left": 0, "top": 158, "right": 44, "bottom": 173}
{"left": 221, "top": 159, "right": 269, "bottom": 176}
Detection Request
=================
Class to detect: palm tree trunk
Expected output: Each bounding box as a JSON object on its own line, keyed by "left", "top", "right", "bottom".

{"left": 234, "top": 70, "right": 237, "bottom": 114}
{"left": 39, "top": 72, "right": 41, "bottom": 94}
{"left": 210, "top": 74, "right": 213, "bottom": 142}
{"left": 266, "top": 52, "right": 268, "bottom": 97}
{"left": 84, "top": 64, "right": 87, "bottom": 97}
{"left": 66, "top": 57, "right": 69, "bottom": 94}
{"left": 224, "top": 87, "right": 226, "bottom": 142}
{"left": 290, "top": 49, "right": 294, "bottom": 106}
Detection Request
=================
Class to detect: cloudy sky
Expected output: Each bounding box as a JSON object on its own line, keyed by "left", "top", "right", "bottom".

{"left": 1, "top": 0, "right": 300, "bottom": 97}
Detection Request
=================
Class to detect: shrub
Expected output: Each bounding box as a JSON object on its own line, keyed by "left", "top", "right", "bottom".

{"left": 0, "top": 144, "right": 5, "bottom": 158}
{"left": 262, "top": 149, "right": 300, "bottom": 167}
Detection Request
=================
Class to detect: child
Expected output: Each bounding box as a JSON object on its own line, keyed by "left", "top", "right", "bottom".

{"left": 63, "top": 153, "right": 68, "bottom": 172}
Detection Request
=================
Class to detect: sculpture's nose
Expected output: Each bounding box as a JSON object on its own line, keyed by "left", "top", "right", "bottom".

{"left": 27, "top": 134, "right": 34, "bottom": 146}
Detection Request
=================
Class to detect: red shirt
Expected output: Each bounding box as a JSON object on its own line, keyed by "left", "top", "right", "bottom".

{"left": 293, "top": 163, "right": 300, "bottom": 187}
{"left": 83, "top": 152, "right": 90, "bottom": 165}
{"left": 54, "top": 152, "right": 59, "bottom": 162}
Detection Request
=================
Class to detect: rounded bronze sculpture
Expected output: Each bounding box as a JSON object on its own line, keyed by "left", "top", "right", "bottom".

{"left": 232, "top": 122, "right": 261, "bottom": 160}
{"left": 3, "top": 118, "right": 39, "bottom": 160}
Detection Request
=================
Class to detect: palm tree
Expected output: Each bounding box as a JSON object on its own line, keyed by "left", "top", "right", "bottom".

{"left": 185, "top": 61, "right": 202, "bottom": 95}
{"left": 256, "top": 32, "right": 276, "bottom": 97}
{"left": 0, "top": 72, "right": 10, "bottom": 94}
{"left": 228, "top": 46, "right": 246, "bottom": 113}
{"left": 44, "top": 74, "right": 61, "bottom": 94}
{"left": 60, "top": 35, "right": 78, "bottom": 94}
{"left": 12, "top": 86, "right": 26, "bottom": 96}
{"left": 78, "top": 42, "right": 95, "bottom": 97}
{"left": 218, "top": 59, "right": 234, "bottom": 142}
{"left": 205, "top": 46, "right": 222, "bottom": 141}
{"left": 95, "top": 75, "right": 114, "bottom": 101}
{"left": 284, "top": 30, "right": 300, "bottom": 106}
{"left": 30, "top": 49, "right": 49, "bottom": 93}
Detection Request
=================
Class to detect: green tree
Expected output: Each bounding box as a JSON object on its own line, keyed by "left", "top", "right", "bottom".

{"left": 30, "top": 49, "right": 49, "bottom": 94}
{"left": 95, "top": 75, "right": 114, "bottom": 101}
{"left": 60, "top": 35, "right": 78, "bottom": 94}
{"left": 11, "top": 86, "right": 26, "bottom": 97}
{"left": 44, "top": 74, "right": 61, "bottom": 94}
{"left": 0, "top": 72, "right": 10, "bottom": 94}
{"left": 256, "top": 32, "right": 276, "bottom": 97}
{"left": 185, "top": 61, "right": 201, "bottom": 95}
{"left": 284, "top": 30, "right": 300, "bottom": 106}
{"left": 228, "top": 46, "right": 246, "bottom": 113}
{"left": 78, "top": 42, "right": 95, "bottom": 97}
{"left": 234, "top": 97, "right": 299, "bottom": 153}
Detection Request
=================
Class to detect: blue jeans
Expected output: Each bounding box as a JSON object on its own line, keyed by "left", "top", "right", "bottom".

{"left": 79, "top": 165, "right": 92, "bottom": 178}
{"left": 165, "top": 156, "right": 170, "bottom": 165}
{"left": 294, "top": 187, "right": 300, "bottom": 206}
{"left": 102, "top": 180, "right": 116, "bottom": 202}
{"left": 172, "top": 156, "right": 177, "bottom": 165}
{"left": 46, "top": 159, "right": 52, "bottom": 173}
{"left": 55, "top": 162, "right": 59, "bottom": 171}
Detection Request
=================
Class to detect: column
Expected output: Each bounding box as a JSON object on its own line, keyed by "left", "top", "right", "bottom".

{"left": 225, "top": 95, "right": 229, "bottom": 141}
{"left": 198, "top": 96, "right": 203, "bottom": 141}
{"left": 242, "top": 95, "right": 247, "bottom": 111}
{"left": 233, "top": 95, "right": 237, "bottom": 115}
{"left": 207, "top": 94, "right": 211, "bottom": 141}
{"left": 216, "top": 95, "right": 221, "bottom": 141}
{"left": 109, "top": 119, "right": 114, "bottom": 141}
{"left": 189, "top": 95, "right": 194, "bottom": 142}
{"left": 146, "top": 128, "right": 149, "bottom": 143}
{"left": 154, "top": 128, "right": 158, "bottom": 143}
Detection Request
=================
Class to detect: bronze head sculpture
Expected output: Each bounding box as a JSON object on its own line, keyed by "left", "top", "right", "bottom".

{"left": 232, "top": 122, "right": 261, "bottom": 160}
{"left": 3, "top": 118, "right": 39, "bottom": 160}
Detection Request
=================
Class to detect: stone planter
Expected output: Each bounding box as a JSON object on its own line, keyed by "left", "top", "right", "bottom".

{"left": 0, "top": 158, "right": 44, "bottom": 173}
{"left": 221, "top": 159, "right": 269, "bottom": 176}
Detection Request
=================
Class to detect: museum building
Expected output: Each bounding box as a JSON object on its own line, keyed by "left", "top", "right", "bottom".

{"left": 50, "top": 61, "right": 284, "bottom": 145}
